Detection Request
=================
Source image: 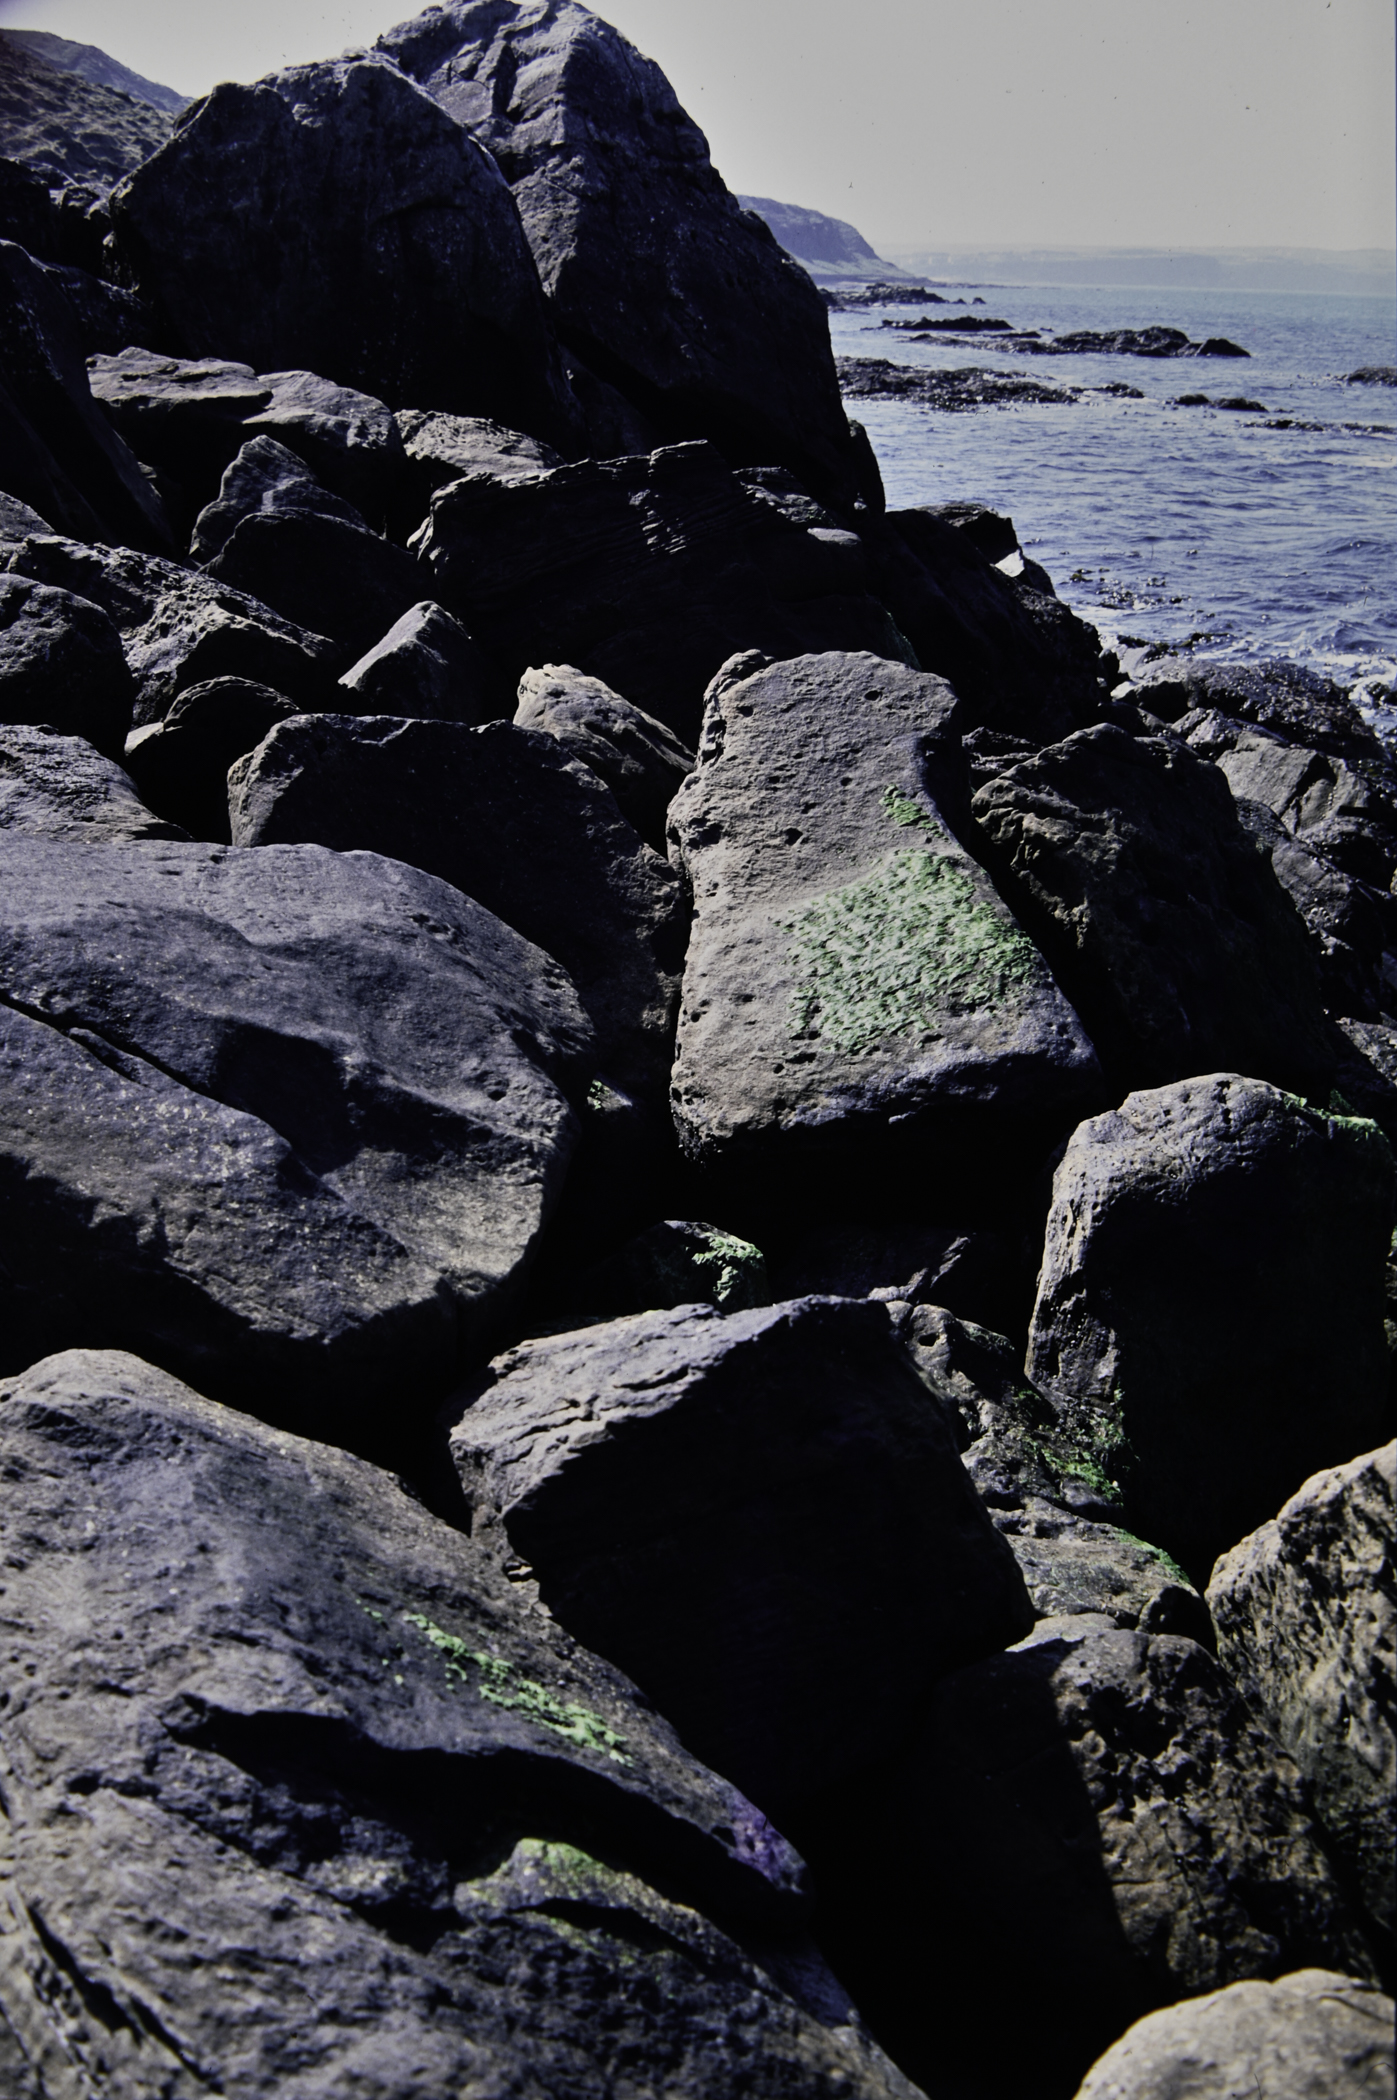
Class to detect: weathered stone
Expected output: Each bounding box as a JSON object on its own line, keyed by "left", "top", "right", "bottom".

{"left": 0, "top": 488, "right": 50, "bottom": 537}
{"left": 241, "top": 366, "right": 412, "bottom": 530}
{"left": 123, "top": 676, "right": 299, "bottom": 840}
{"left": 515, "top": 661, "right": 695, "bottom": 850}
{"left": 0, "top": 1347, "right": 919, "bottom": 2100}
{"left": 971, "top": 718, "right": 1335, "bottom": 1093}
{"left": 1184, "top": 706, "right": 1397, "bottom": 893}
{"left": 1208, "top": 1444, "right": 1395, "bottom": 1950}
{"left": 395, "top": 404, "right": 565, "bottom": 502}
{"left": 203, "top": 505, "right": 425, "bottom": 664}
{"left": 109, "top": 58, "right": 581, "bottom": 449}
{"left": 189, "top": 433, "right": 369, "bottom": 562}
{"left": 667, "top": 651, "right": 1100, "bottom": 1181}
{"left": 1228, "top": 787, "right": 1391, "bottom": 1020}
{"left": 228, "top": 712, "right": 685, "bottom": 1104}
{"left": 1027, "top": 1075, "right": 1395, "bottom": 1579}
{"left": 570, "top": 1217, "right": 771, "bottom": 1320}
{"left": 1072, "top": 1971, "right": 1394, "bottom": 2100}
{"left": 447, "top": 1295, "right": 1034, "bottom": 1821}
{"left": 0, "top": 571, "right": 133, "bottom": 755}
{"left": 0, "top": 839, "right": 593, "bottom": 1437}
{"left": 1133, "top": 655, "right": 1389, "bottom": 769}
{"left": 412, "top": 442, "right": 914, "bottom": 744}
{"left": 379, "top": 0, "right": 865, "bottom": 512}
{"left": 340, "top": 599, "right": 501, "bottom": 723}
{"left": 0, "top": 723, "right": 184, "bottom": 841}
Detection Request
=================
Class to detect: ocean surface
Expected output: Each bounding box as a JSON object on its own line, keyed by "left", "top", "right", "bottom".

{"left": 831, "top": 282, "right": 1396, "bottom": 704}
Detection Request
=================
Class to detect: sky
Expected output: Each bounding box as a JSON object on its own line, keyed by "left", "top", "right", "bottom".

{"left": 2, "top": 0, "right": 1393, "bottom": 253}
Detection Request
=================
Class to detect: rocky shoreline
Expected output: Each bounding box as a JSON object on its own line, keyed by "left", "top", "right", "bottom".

{"left": 0, "top": 5, "right": 1393, "bottom": 2098}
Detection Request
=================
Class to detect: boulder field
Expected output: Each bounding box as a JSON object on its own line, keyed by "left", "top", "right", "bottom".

{"left": 0, "top": 4, "right": 1393, "bottom": 2095}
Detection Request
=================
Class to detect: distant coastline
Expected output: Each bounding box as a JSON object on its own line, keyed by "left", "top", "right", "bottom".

{"left": 881, "top": 244, "right": 1397, "bottom": 299}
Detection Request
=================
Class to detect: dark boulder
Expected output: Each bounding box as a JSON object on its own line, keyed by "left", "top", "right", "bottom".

{"left": 667, "top": 651, "right": 1100, "bottom": 1193}
{"left": 1227, "top": 787, "right": 1392, "bottom": 1020}
{"left": 123, "top": 676, "right": 299, "bottom": 841}
{"left": 0, "top": 571, "right": 133, "bottom": 755}
{"left": 189, "top": 434, "right": 371, "bottom": 562}
{"left": 1190, "top": 712, "right": 1397, "bottom": 891}
{"left": 515, "top": 661, "right": 695, "bottom": 851}
{"left": 0, "top": 1346, "right": 918, "bottom": 2100}
{"left": 1131, "top": 654, "right": 1388, "bottom": 767}
{"left": 39, "top": 257, "right": 163, "bottom": 356}
{"left": 0, "top": 238, "right": 171, "bottom": 549}
{"left": 108, "top": 57, "right": 581, "bottom": 452}
{"left": 228, "top": 712, "right": 686, "bottom": 1106}
{"left": 339, "top": 600, "right": 501, "bottom": 723}
{"left": 1208, "top": 1442, "right": 1395, "bottom": 1959}
{"left": 395, "top": 404, "right": 565, "bottom": 504}
{"left": 0, "top": 838, "right": 593, "bottom": 1441}
{"left": 203, "top": 505, "right": 425, "bottom": 664}
{"left": 0, "top": 723, "right": 185, "bottom": 841}
{"left": 1027, "top": 1075, "right": 1395, "bottom": 1580}
{"left": 0, "top": 488, "right": 51, "bottom": 537}
{"left": 447, "top": 1295, "right": 1034, "bottom": 1821}
{"left": 380, "top": 0, "right": 866, "bottom": 513}
{"left": 411, "top": 441, "right": 914, "bottom": 745}
{"left": 970, "top": 718, "right": 1335, "bottom": 1094}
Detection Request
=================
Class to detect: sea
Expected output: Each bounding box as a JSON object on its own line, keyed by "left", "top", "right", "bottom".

{"left": 830, "top": 281, "right": 1396, "bottom": 714}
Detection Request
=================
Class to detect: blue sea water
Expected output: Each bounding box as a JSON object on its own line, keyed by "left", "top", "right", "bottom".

{"left": 831, "top": 282, "right": 1396, "bottom": 696}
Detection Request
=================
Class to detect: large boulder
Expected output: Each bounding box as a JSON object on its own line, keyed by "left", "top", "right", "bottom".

{"left": 203, "top": 505, "right": 426, "bottom": 663}
{"left": 1072, "top": 1971, "right": 1394, "bottom": 2100}
{"left": 1027, "top": 1076, "right": 1395, "bottom": 1579}
{"left": 515, "top": 661, "right": 695, "bottom": 852}
{"left": 0, "top": 238, "right": 170, "bottom": 550}
{"left": 411, "top": 442, "right": 914, "bottom": 744}
{"left": 189, "top": 432, "right": 370, "bottom": 561}
{"left": 1207, "top": 1443, "right": 1395, "bottom": 1952}
{"left": 228, "top": 712, "right": 687, "bottom": 1106}
{"left": 447, "top": 1295, "right": 1034, "bottom": 1821}
{"left": 0, "top": 723, "right": 184, "bottom": 841}
{"left": 667, "top": 651, "right": 1100, "bottom": 1192}
{"left": 338, "top": 599, "right": 500, "bottom": 723}
{"left": 0, "top": 571, "right": 133, "bottom": 755}
{"left": 971, "top": 717, "right": 1336, "bottom": 1094}
{"left": 0, "top": 838, "right": 593, "bottom": 1443}
{"left": 108, "top": 57, "right": 580, "bottom": 451}
{"left": 379, "top": 0, "right": 865, "bottom": 513}
{"left": 803, "top": 1627, "right": 1375, "bottom": 2100}
{"left": 0, "top": 1346, "right": 918, "bottom": 2100}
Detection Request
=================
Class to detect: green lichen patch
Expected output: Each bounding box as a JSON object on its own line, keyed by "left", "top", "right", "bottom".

{"left": 653, "top": 1228, "right": 766, "bottom": 1311}
{"left": 402, "top": 1613, "right": 632, "bottom": 1765}
{"left": 881, "top": 785, "right": 931, "bottom": 829}
{"left": 1107, "top": 1530, "right": 1195, "bottom": 1591}
{"left": 780, "top": 846, "right": 1041, "bottom": 1056}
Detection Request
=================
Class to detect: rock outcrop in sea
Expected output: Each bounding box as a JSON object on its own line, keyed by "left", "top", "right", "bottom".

{"left": 0, "top": 7, "right": 1393, "bottom": 2096}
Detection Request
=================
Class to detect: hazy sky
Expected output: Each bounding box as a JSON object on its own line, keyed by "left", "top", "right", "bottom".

{"left": 2, "top": 0, "right": 1393, "bottom": 252}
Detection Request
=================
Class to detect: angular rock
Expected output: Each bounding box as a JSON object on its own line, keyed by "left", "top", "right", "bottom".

{"left": 1027, "top": 1075, "right": 1395, "bottom": 1579}
{"left": 1228, "top": 788, "right": 1391, "bottom": 1020}
{"left": 1133, "top": 654, "right": 1389, "bottom": 768}
{"left": 123, "top": 676, "right": 299, "bottom": 841}
{"left": 241, "top": 366, "right": 412, "bottom": 531}
{"left": 667, "top": 651, "right": 1100, "bottom": 1185}
{"left": 412, "top": 442, "right": 914, "bottom": 744}
{"left": 3, "top": 533, "right": 342, "bottom": 722}
{"left": 0, "top": 571, "right": 133, "bottom": 755}
{"left": 0, "top": 838, "right": 593, "bottom": 1437}
{"left": 108, "top": 58, "right": 580, "bottom": 450}
{"left": 395, "top": 404, "right": 565, "bottom": 503}
{"left": 971, "top": 718, "right": 1335, "bottom": 1093}
{"left": 0, "top": 1347, "right": 919, "bottom": 2100}
{"left": 203, "top": 506, "right": 426, "bottom": 664}
{"left": 515, "top": 661, "right": 695, "bottom": 850}
{"left": 189, "top": 433, "right": 370, "bottom": 562}
{"left": 0, "top": 238, "right": 170, "bottom": 549}
{"left": 447, "top": 1295, "right": 1034, "bottom": 1820}
{"left": 1208, "top": 1443, "right": 1395, "bottom": 1950}
{"left": 380, "top": 1, "right": 864, "bottom": 512}
{"left": 1072, "top": 1971, "right": 1394, "bottom": 2100}
{"left": 0, "top": 723, "right": 184, "bottom": 841}
{"left": 228, "top": 712, "right": 686, "bottom": 1104}
{"left": 340, "top": 599, "right": 500, "bottom": 723}
{"left": 805, "top": 1628, "right": 1374, "bottom": 2100}
{"left": 0, "top": 488, "right": 51, "bottom": 537}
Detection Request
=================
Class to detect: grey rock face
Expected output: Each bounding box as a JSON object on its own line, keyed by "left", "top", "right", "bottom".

{"left": 109, "top": 57, "right": 580, "bottom": 450}
{"left": 1228, "top": 786, "right": 1390, "bottom": 1020}
{"left": 1189, "top": 709, "right": 1397, "bottom": 890}
{"left": 667, "top": 651, "right": 1100, "bottom": 1176}
{"left": 123, "top": 675, "right": 299, "bottom": 841}
{"left": 395, "top": 405, "right": 565, "bottom": 501}
{"left": 340, "top": 599, "right": 500, "bottom": 724}
{"left": 0, "top": 571, "right": 133, "bottom": 755}
{"left": 1133, "top": 653, "right": 1389, "bottom": 768}
{"left": 971, "top": 718, "right": 1335, "bottom": 1094}
{"left": 0, "top": 488, "right": 51, "bottom": 537}
{"left": 0, "top": 1347, "right": 920, "bottom": 2100}
{"left": 189, "top": 433, "right": 369, "bottom": 562}
{"left": 1208, "top": 1443, "right": 1395, "bottom": 1948}
{"left": 228, "top": 712, "right": 685, "bottom": 1104}
{"left": 0, "top": 839, "right": 592, "bottom": 1432}
{"left": 1028, "top": 1076, "right": 1395, "bottom": 1580}
{"left": 515, "top": 661, "right": 695, "bottom": 850}
{"left": 203, "top": 504, "right": 425, "bottom": 663}
{"left": 0, "top": 723, "right": 184, "bottom": 841}
{"left": 1072, "top": 1971, "right": 1394, "bottom": 2100}
{"left": 412, "top": 441, "right": 912, "bottom": 744}
{"left": 448, "top": 1295, "right": 1033, "bottom": 1821}
{"left": 379, "top": 0, "right": 862, "bottom": 512}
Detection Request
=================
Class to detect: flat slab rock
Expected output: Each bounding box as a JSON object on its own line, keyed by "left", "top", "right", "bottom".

{"left": 448, "top": 1294, "right": 1033, "bottom": 1821}
{"left": 0, "top": 838, "right": 593, "bottom": 1431}
{"left": 0, "top": 1348, "right": 919, "bottom": 2100}
{"left": 1028, "top": 1074, "right": 1396, "bottom": 1581}
{"left": 0, "top": 723, "right": 185, "bottom": 842}
{"left": 1072, "top": 1971, "right": 1394, "bottom": 2100}
{"left": 1208, "top": 1442, "right": 1395, "bottom": 1945}
{"left": 667, "top": 651, "right": 1100, "bottom": 1169}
